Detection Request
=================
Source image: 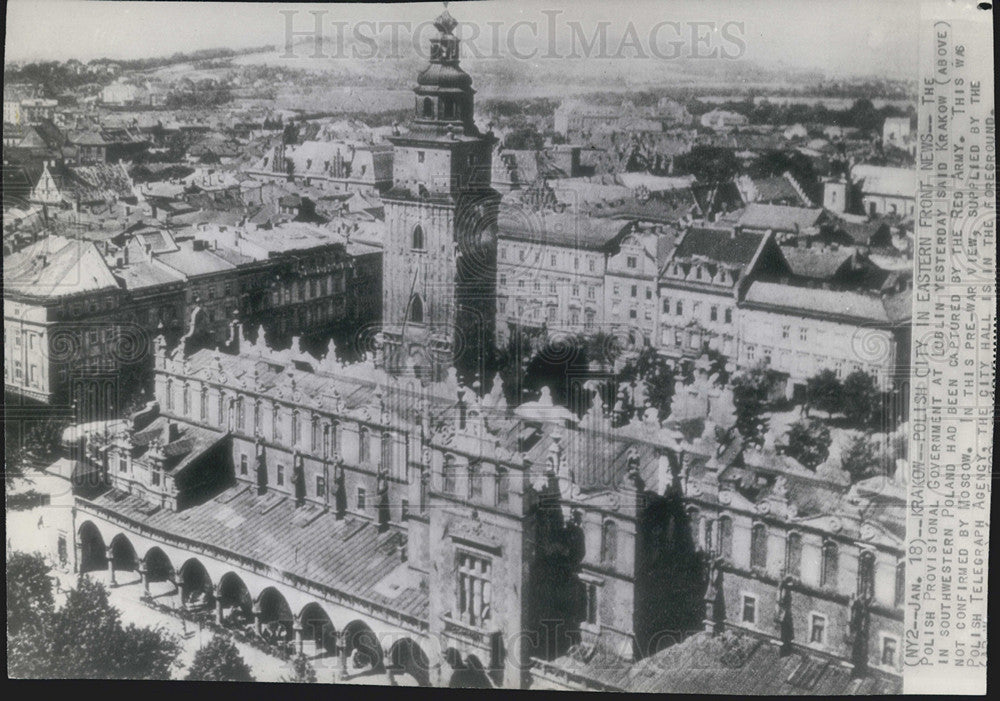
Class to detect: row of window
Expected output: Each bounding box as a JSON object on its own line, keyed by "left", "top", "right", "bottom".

{"left": 699, "top": 513, "right": 904, "bottom": 605}
{"left": 500, "top": 245, "right": 601, "bottom": 273}
{"left": 662, "top": 298, "right": 733, "bottom": 324}
{"left": 440, "top": 458, "right": 509, "bottom": 507}
{"left": 168, "top": 382, "right": 402, "bottom": 474}
{"left": 739, "top": 593, "right": 899, "bottom": 667}
{"left": 236, "top": 453, "right": 411, "bottom": 515}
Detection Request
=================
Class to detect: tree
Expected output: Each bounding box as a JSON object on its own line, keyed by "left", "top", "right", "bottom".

{"left": 805, "top": 369, "right": 842, "bottom": 416}
{"left": 186, "top": 634, "right": 255, "bottom": 682}
{"left": 783, "top": 419, "right": 832, "bottom": 471}
{"left": 8, "top": 574, "right": 181, "bottom": 679}
{"left": 840, "top": 433, "right": 882, "bottom": 483}
{"left": 618, "top": 347, "right": 676, "bottom": 420}
{"left": 731, "top": 365, "right": 774, "bottom": 448}
{"left": 841, "top": 370, "right": 882, "bottom": 428}
{"left": 282, "top": 654, "right": 317, "bottom": 683}
{"left": 673, "top": 145, "right": 740, "bottom": 183}
{"left": 6, "top": 552, "right": 54, "bottom": 636}
{"left": 705, "top": 348, "right": 731, "bottom": 387}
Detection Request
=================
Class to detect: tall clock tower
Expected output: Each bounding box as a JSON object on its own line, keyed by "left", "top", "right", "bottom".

{"left": 381, "top": 6, "right": 499, "bottom": 383}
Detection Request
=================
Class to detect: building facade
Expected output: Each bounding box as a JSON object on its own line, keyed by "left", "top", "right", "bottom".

{"left": 64, "top": 321, "right": 904, "bottom": 690}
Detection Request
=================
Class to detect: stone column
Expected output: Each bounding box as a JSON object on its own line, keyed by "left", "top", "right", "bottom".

{"left": 294, "top": 624, "right": 304, "bottom": 656}
{"left": 138, "top": 560, "right": 149, "bottom": 593}
{"left": 336, "top": 630, "right": 348, "bottom": 681}
{"left": 214, "top": 586, "right": 225, "bottom": 625}
{"left": 105, "top": 546, "right": 117, "bottom": 586}
{"left": 253, "top": 603, "right": 263, "bottom": 636}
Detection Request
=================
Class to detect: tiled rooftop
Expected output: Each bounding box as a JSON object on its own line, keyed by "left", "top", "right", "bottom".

{"left": 85, "top": 483, "right": 428, "bottom": 620}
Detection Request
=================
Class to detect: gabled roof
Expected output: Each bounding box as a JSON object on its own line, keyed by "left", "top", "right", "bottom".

{"left": 743, "top": 280, "right": 912, "bottom": 324}
{"left": 671, "top": 226, "right": 767, "bottom": 267}
{"left": 850, "top": 164, "right": 915, "bottom": 199}
{"left": 4, "top": 236, "right": 119, "bottom": 298}
{"left": 497, "top": 207, "right": 632, "bottom": 250}
{"left": 738, "top": 203, "right": 825, "bottom": 232}
{"left": 779, "top": 245, "right": 854, "bottom": 280}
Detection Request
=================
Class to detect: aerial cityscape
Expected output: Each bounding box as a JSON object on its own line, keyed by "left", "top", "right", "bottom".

{"left": 6, "top": 0, "right": 917, "bottom": 691}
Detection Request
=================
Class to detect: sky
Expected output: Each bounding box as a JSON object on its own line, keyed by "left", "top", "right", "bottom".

{"left": 4, "top": 0, "right": 920, "bottom": 80}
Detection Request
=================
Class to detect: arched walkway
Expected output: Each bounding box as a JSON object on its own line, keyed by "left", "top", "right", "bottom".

{"left": 179, "top": 558, "right": 214, "bottom": 608}
{"left": 343, "top": 619, "right": 383, "bottom": 673}
{"left": 141, "top": 546, "right": 176, "bottom": 600}
{"left": 109, "top": 533, "right": 139, "bottom": 572}
{"left": 298, "top": 602, "right": 337, "bottom": 658}
{"left": 78, "top": 521, "right": 107, "bottom": 573}
{"left": 257, "top": 587, "right": 294, "bottom": 643}
{"left": 143, "top": 547, "right": 174, "bottom": 583}
{"left": 217, "top": 572, "right": 253, "bottom": 628}
{"left": 388, "top": 638, "right": 431, "bottom": 686}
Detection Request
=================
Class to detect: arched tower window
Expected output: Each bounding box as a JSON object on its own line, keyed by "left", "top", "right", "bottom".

{"left": 422, "top": 97, "right": 434, "bottom": 118}
{"left": 601, "top": 520, "right": 617, "bottom": 565}
{"left": 409, "top": 294, "right": 424, "bottom": 324}
{"left": 785, "top": 532, "right": 803, "bottom": 578}
{"left": 411, "top": 224, "right": 424, "bottom": 250}
{"left": 858, "top": 550, "right": 876, "bottom": 598}
{"left": 718, "top": 516, "right": 733, "bottom": 560}
{"left": 821, "top": 540, "right": 839, "bottom": 588}
{"left": 750, "top": 523, "right": 768, "bottom": 570}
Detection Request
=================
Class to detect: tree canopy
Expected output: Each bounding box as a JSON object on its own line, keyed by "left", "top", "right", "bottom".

{"left": 783, "top": 419, "right": 832, "bottom": 471}
{"left": 7, "top": 563, "right": 181, "bottom": 679}
{"left": 185, "top": 634, "right": 255, "bottom": 682}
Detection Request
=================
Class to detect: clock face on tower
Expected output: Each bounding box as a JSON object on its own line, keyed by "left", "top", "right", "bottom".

{"left": 380, "top": 6, "right": 499, "bottom": 383}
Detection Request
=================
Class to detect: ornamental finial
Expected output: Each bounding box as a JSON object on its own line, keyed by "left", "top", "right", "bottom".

{"left": 435, "top": 3, "right": 458, "bottom": 35}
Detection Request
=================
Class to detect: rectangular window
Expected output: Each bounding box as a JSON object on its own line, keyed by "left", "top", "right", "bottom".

{"left": 881, "top": 637, "right": 898, "bottom": 667}
{"left": 119, "top": 457, "right": 128, "bottom": 473}
{"left": 357, "top": 487, "right": 366, "bottom": 509}
{"left": 456, "top": 552, "right": 492, "bottom": 627}
{"left": 401, "top": 498, "right": 409, "bottom": 519}
{"left": 742, "top": 595, "right": 757, "bottom": 624}
{"left": 316, "top": 475, "right": 325, "bottom": 496}
{"left": 782, "top": 325, "right": 790, "bottom": 339}
{"left": 725, "top": 308, "right": 732, "bottom": 323}
{"left": 277, "top": 465, "right": 285, "bottom": 486}
{"left": 799, "top": 327, "right": 808, "bottom": 342}
{"left": 584, "top": 582, "right": 599, "bottom": 625}
{"left": 626, "top": 256, "right": 637, "bottom": 269}
{"left": 240, "top": 454, "right": 248, "bottom": 475}
{"left": 417, "top": 151, "right": 425, "bottom": 163}
{"left": 630, "top": 285, "right": 638, "bottom": 298}
{"left": 711, "top": 306, "right": 718, "bottom": 322}
{"left": 151, "top": 471, "right": 160, "bottom": 486}
{"left": 469, "top": 463, "right": 483, "bottom": 500}
{"left": 663, "top": 298, "right": 670, "bottom": 313}
{"left": 495, "top": 468, "right": 509, "bottom": 506}
{"left": 551, "top": 254, "right": 557, "bottom": 266}
{"left": 810, "top": 614, "right": 827, "bottom": 645}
